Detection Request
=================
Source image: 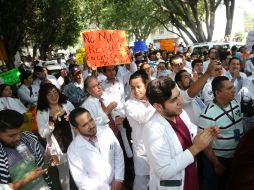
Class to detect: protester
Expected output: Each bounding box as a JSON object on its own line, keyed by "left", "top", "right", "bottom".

{"left": 199, "top": 76, "right": 244, "bottom": 190}
{"left": 67, "top": 107, "right": 124, "bottom": 190}
{"left": 36, "top": 83, "right": 75, "bottom": 190}
{"left": 0, "top": 109, "right": 57, "bottom": 190}
{"left": 33, "top": 66, "right": 61, "bottom": 89}
{"left": 125, "top": 70, "right": 156, "bottom": 190}
{"left": 63, "top": 65, "right": 87, "bottom": 107}
{"left": 18, "top": 71, "right": 39, "bottom": 106}
{"left": 143, "top": 77, "right": 219, "bottom": 190}
{"left": 0, "top": 84, "right": 27, "bottom": 114}
{"left": 169, "top": 55, "right": 185, "bottom": 80}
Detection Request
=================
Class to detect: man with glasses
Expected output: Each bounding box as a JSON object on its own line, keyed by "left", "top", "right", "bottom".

{"left": 169, "top": 55, "right": 184, "bottom": 80}
{"left": 81, "top": 76, "right": 118, "bottom": 128}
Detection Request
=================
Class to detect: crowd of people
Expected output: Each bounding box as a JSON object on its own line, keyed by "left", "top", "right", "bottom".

{"left": 0, "top": 44, "right": 254, "bottom": 190}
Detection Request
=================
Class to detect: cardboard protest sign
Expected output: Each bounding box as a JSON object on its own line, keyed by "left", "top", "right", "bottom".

{"left": 134, "top": 41, "right": 147, "bottom": 52}
{"left": 160, "top": 39, "right": 175, "bottom": 51}
{"left": 76, "top": 48, "right": 86, "bottom": 65}
{"left": 0, "top": 68, "right": 20, "bottom": 85}
{"left": 82, "top": 30, "right": 131, "bottom": 67}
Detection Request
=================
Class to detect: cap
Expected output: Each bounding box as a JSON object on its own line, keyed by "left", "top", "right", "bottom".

{"left": 70, "top": 66, "right": 81, "bottom": 76}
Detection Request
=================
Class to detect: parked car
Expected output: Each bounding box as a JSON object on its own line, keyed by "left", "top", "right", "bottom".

{"left": 42, "top": 60, "right": 62, "bottom": 77}
{"left": 189, "top": 42, "right": 244, "bottom": 55}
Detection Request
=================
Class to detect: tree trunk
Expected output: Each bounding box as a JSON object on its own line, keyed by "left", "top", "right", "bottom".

{"left": 4, "top": 41, "right": 16, "bottom": 68}
{"left": 224, "top": 0, "right": 235, "bottom": 36}
{"left": 33, "top": 44, "right": 38, "bottom": 57}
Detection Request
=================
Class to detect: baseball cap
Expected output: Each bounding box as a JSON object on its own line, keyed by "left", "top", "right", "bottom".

{"left": 70, "top": 66, "right": 81, "bottom": 76}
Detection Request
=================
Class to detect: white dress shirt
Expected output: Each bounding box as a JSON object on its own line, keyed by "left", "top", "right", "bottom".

{"left": 81, "top": 95, "right": 109, "bottom": 126}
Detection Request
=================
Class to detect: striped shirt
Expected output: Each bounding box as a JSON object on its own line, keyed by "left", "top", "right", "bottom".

{"left": 198, "top": 100, "right": 243, "bottom": 158}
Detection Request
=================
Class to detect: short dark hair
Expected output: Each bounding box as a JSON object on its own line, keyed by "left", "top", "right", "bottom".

{"left": 191, "top": 52, "right": 198, "bottom": 57}
{"left": 139, "top": 62, "right": 149, "bottom": 70}
{"left": 228, "top": 57, "right": 240, "bottom": 65}
{"left": 69, "top": 107, "right": 89, "bottom": 127}
{"left": 208, "top": 48, "right": 217, "bottom": 54}
{"left": 146, "top": 77, "right": 176, "bottom": 106}
{"left": 219, "top": 51, "right": 228, "bottom": 62}
{"left": 0, "top": 110, "right": 24, "bottom": 132}
{"left": 212, "top": 76, "right": 229, "bottom": 97}
{"left": 37, "top": 83, "right": 67, "bottom": 111}
{"left": 170, "top": 55, "right": 181, "bottom": 64}
{"left": 33, "top": 66, "right": 44, "bottom": 73}
{"left": 0, "top": 84, "right": 10, "bottom": 97}
{"left": 191, "top": 59, "right": 203, "bottom": 69}
{"left": 129, "top": 70, "right": 149, "bottom": 85}
{"left": 231, "top": 46, "right": 238, "bottom": 52}
{"left": 175, "top": 70, "right": 187, "bottom": 84}
{"left": 102, "top": 65, "right": 117, "bottom": 73}
{"left": 19, "top": 71, "right": 33, "bottom": 83}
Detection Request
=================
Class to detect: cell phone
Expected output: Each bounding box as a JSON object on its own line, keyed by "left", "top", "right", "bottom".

{"left": 42, "top": 159, "right": 52, "bottom": 169}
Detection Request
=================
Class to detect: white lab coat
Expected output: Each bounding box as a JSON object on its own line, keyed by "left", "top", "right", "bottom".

{"left": 17, "top": 84, "right": 39, "bottom": 105}
{"left": 143, "top": 110, "right": 197, "bottom": 190}
{"left": 36, "top": 101, "right": 75, "bottom": 163}
{"left": 125, "top": 98, "right": 156, "bottom": 175}
{"left": 67, "top": 125, "right": 124, "bottom": 190}
{"left": 0, "top": 97, "right": 27, "bottom": 114}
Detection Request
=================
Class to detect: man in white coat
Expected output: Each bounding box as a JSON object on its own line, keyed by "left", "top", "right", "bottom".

{"left": 67, "top": 107, "right": 124, "bottom": 190}
{"left": 143, "top": 77, "right": 220, "bottom": 190}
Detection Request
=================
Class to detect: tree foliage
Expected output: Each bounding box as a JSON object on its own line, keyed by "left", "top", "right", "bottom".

{"left": 82, "top": 0, "right": 236, "bottom": 44}
{"left": 0, "top": 0, "right": 83, "bottom": 65}
{"left": 81, "top": 0, "right": 162, "bottom": 40}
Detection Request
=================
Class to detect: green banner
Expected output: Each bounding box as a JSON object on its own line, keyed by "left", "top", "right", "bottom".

{"left": 0, "top": 68, "right": 21, "bottom": 85}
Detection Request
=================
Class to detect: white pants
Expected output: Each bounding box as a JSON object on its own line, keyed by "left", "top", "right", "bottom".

{"left": 133, "top": 175, "right": 149, "bottom": 190}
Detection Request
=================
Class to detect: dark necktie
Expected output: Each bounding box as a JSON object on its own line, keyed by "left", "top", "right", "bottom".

{"left": 28, "top": 86, "right": 33, "bottom": 97}
{"left": 99, "top": 99, "right": 119, "bottom": 136}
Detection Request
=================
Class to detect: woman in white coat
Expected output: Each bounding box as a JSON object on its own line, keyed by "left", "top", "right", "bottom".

{"left": 36, "top": 83, "right": 75, "bottom": 190}
{"left": 0, "top": 84, "right": 27, "bottom": 114}
{"left": 125, "top": 70, "right": 156, "bottom": 190}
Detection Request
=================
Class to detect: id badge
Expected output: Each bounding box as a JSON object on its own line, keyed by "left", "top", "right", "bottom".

{"left": 234, "top": 129, "right": 240, "bottom": 141}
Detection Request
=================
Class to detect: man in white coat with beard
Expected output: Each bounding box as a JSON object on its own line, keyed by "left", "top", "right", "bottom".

{"left": 67, "top": 107, "right": 124, "bottom": 190}
{"left": 143, "top": 77, "right": 220, "bottom": 190}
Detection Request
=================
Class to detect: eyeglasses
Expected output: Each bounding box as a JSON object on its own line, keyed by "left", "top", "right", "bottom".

{"left": 47, "top": 90, "right": 59, "bottom": 97}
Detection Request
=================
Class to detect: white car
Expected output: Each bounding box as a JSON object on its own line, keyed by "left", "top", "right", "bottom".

{"left": 188, "top": 42, "right": 244, "bottom": 55}
{"left": 43, "top": 60, "right": 62, "bottom": 76}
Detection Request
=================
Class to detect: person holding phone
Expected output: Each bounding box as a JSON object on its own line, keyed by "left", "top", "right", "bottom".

{"left": 0, "top": 109, "right": 57, "bottom": 190}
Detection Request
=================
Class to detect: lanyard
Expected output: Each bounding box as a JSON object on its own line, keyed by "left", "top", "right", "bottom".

{"left": 216, "top": 101, "right": 235, "bottom": 123}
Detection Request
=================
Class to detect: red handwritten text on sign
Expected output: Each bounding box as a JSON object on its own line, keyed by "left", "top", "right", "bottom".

{"left": 82, "top": 30, "right": 131, "bottom": 67}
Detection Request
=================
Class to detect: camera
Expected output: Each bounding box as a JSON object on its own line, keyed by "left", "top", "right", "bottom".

{"left": 241, "top": 94, "right": 254, "bottom": 117}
